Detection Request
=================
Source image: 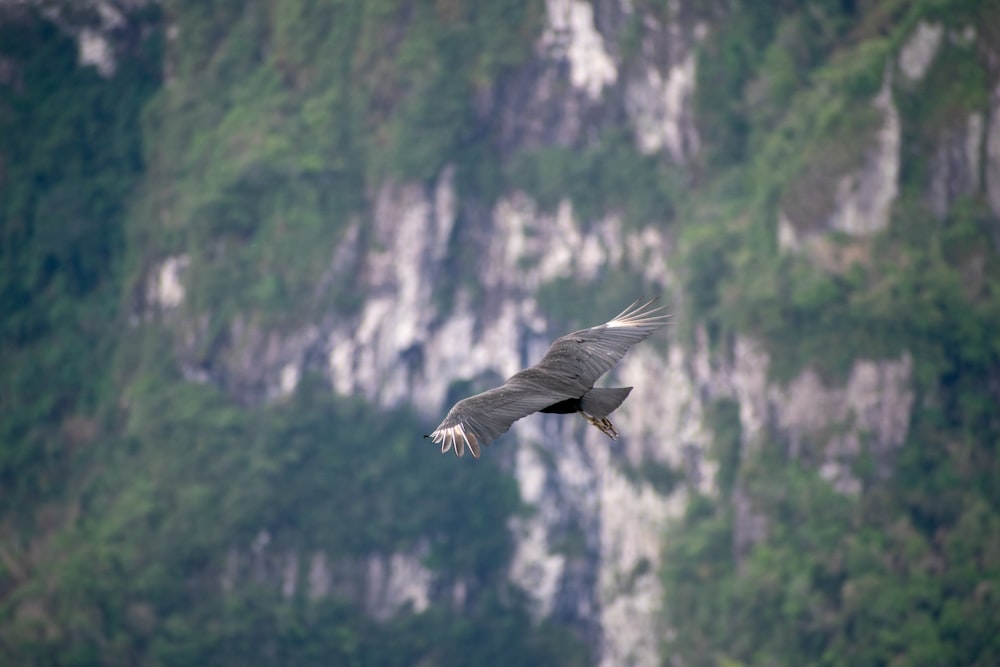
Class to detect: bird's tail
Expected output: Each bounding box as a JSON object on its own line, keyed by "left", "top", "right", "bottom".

{"left": 580, "top": 387, "right": 632, "bottom": 418}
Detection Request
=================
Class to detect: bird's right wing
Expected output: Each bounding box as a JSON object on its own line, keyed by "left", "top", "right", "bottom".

{"left": 536, "top": 299, "right": 669, "bottom": 390}
{"left": 428, "top": 374, "right": 573, "bottom": 459}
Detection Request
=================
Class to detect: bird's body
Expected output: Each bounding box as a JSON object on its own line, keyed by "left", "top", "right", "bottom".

{"left": 426, "top": 299, "right": 668, "bottom": 458}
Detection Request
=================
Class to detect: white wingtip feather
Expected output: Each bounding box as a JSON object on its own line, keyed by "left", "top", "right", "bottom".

{"left": 606, "top": 298, "right": 670, "bottom": 328}
{"left": 430, "top": 424, "right": 471, "bottom": 458}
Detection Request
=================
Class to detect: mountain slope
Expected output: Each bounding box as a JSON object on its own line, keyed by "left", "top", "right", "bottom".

{"left": 1, "top": 1, "right": 999, "bottom": 666}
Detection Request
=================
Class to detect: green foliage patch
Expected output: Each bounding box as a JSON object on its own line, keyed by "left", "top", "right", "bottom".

{"left": 507, "top": 129, "right": 679, "bottom": 228}
{"left": 2, "top": 362, "right": 592, "bottom": 664}
{"left": 0, "top": 10, "right": 162, "bottom": 514}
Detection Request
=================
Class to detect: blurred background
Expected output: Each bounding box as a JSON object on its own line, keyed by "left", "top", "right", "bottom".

{"left": 2, "top": 1, "right": 999, "bottom": 665}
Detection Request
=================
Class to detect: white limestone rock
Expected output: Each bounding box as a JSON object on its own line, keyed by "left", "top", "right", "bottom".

{"left": 826, "top": 72, "right": 900, "bottom": 237}
{"left": 898, "top": 21, "right": 942, "bottom": 83}
{"left": 626, "top": 52, "right": 699, "bottom": 161}
{"left": 365, "top": 549, "right": 433, "bottom": 621}
{"left": 781, "top": 70, "right": 900, "bottom": 248}
{"left": 986, "top": 85, "right": 1000, "bottom": 222}
{"left": 542, "top": 0, "right": 618, "bottom": 100}
{"left": 595, "top": 446, "right": 683, "bottom": 667}
{"left": 38, "top": 0, "right": 129, "bottom": 77}
{"left": 622, "top": 4, "right": 705, "bottom": 162}
{"left": 147, "top": 255, "right": 189, "bottom": 310}
{"left": 223, "top": 534, "right": 432, "bottom": 622}
{"left": 929, "top": 112, "right": 984, "bottom": 217}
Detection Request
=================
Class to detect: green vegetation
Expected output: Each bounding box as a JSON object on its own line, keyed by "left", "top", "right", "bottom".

{"left": 0, "top": 8, "right": 162, "bottom": 515}
{"left": 507, "top": 129, "right": 679, "bottom": 228}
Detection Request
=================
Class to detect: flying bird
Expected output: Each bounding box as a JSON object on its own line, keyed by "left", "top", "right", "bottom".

{"left": 426, "top": 299, "right": 668, "bottom": 458}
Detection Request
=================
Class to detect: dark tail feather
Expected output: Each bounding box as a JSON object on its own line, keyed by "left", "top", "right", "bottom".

{"left": 580, "top": 387, "right": 632, "bottom": 418}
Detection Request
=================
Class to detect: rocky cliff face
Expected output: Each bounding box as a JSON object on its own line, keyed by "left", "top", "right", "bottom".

{"left": 134, "top": 3, "right": 995, "bottom": 665}
{"left": 17, "top": 0, "right": 999, "bottom": 664}
{"left": 137, "top": 1, "right": 701, "bottom": 661}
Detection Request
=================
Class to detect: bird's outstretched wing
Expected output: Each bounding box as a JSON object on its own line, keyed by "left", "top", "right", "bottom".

{"left": 534, "top": 298, "right": 669, "bottom": 391}
{"left": 427, "top": 371, "right": 577, "bottom": 458}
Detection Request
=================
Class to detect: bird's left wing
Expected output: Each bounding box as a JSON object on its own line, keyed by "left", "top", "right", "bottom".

{"left": 427, "top": 373, "right": 572, "bottom": 458}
